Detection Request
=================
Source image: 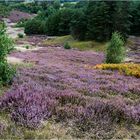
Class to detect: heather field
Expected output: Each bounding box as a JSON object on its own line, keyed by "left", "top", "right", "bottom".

{"left": 0, "top": 31, "right": 140, "bottom": 139}
{"left": 0, "top": 2, "right": 140, "bottom": 139}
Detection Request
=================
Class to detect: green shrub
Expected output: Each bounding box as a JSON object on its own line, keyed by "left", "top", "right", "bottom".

{"left": 0, "top": 22, "right": 15, "bottom": 85}
{"left": 25, "top": 18, "right": 46, "bottom": 35}
{"left": 64, "top": 42, "right": 71, "bottom": 49}
{"left": 0, "top": 61, "right": 15, "bottom": 85}
{"left": 18, "top": 33, "right": 24, "bottom": 38}
{"left": 106, "top": 32, "right": 125, "bottom": 64}
{"left": 24, "top": 45, "right": 29, "bottom": 49}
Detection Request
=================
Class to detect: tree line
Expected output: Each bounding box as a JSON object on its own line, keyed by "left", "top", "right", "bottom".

{"left": 23, "top": 1, "right": 140, "bottom": 42}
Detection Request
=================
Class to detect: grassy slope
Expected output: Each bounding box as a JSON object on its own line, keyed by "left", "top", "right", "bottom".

{"left": 43, "top": 35, "right": 108, "bottom": 52}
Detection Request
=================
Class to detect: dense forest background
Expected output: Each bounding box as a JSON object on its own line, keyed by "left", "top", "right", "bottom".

{"left": 0, "top": 0, "right": 140, "bottom": 42}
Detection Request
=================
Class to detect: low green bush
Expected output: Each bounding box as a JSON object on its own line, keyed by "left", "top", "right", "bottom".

{"left": 18, "top": 33, "right": 24, "bottom": 38}
{"left": 64, "top": 42, "right": 71, "bottom": 49}
{"left": 23, "top": 45, "right": 29, "bottom": 49}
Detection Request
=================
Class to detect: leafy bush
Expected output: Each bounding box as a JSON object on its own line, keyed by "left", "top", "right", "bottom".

{"left": 0, "top": 22, "right": 15, "bottom": 85}
{"left": 106, "top": 32, "right": 125, "bottom": 63}
{"left": 23, "top": 45, "right": 30, "bottom": 49}
{"left": 64, "top": 42, "right": 71, "bottom": 49}
{"left": 18, "top": 33, "right": 24, "bottom": 38}
{"left": 24, "top": 18, "right": 46, "bottom": 35}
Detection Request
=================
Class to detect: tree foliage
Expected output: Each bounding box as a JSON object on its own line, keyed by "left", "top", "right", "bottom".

{"left": 25, "top": 19, "right": 46, "bottom": 35}
{"left": 46, "top": 9, "right": 74, "bottom": 36}
{"left": 0, "top": 22, "right": 15, "bottom": 85}
{"left": 70, "top": 9, "right": 87, "bottom": 40}
{"left": 86, "top": 1, "right": 111, "bottom": 41}
{"left": 24, "top": 1, "right": 139, "bottom": 41}
{"left": 130, "top": 1, "right": 140, "bottom": 35}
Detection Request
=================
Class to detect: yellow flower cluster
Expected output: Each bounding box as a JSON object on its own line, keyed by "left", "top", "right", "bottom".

{"left": 88, "top": 63, "right": 140, "bottom": 78}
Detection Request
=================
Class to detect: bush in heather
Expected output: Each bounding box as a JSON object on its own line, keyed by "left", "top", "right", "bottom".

{"left": 106, "top": 32, "right": 125, "bottom": 63}
{"left": 0, "top": 22, "right": 15, "bottom": 85}
{"left": 18, "top": 33, "right": 24, "bottom": 38}
{"left": 64, "top": 42, "right": 71, "bottom": 49}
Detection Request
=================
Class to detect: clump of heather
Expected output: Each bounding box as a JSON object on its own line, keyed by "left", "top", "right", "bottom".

{"left": 0, "top": 83, "right": 57, "bottom": 128}
{"left": 0, "top": 69, "right": 140, "bottom": 129}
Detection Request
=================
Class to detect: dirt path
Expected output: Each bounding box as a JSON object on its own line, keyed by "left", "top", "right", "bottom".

{"left": 4, "top": 18, "right": 45, "bottom": 64}
{"left": 4, "top": 18, "right": 25, "bottom": 39}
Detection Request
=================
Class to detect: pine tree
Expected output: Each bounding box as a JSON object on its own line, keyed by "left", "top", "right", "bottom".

{"left": 58, "top": 9, "right": 74, "bottom": 35}
{"left": 86, "top": 1, "right": 111, "bottom": 42}
{"left": 85, "top": 1, "right": 131, "bottom": 42}
{"left": 70, "top": 9, "right": 87, "bottom": 40}
{"left": 130, "top": 1, "right": 140, "bottom": 35}
{"left": 113, "top": 1, "right": 131, "bottom": 40}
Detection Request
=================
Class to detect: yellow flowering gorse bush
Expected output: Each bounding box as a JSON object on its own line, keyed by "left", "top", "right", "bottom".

{"left": 86, "top": 63, "right": 140, "bottom": 78}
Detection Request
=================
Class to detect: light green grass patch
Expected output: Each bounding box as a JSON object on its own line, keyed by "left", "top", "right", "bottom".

{"left": 13, "top": 62, "right": 35, "bottom": 69}
{"left": 0, "top": 86, "right": 9, "bottom": 96}
{"left": 44, "top": 35, "right": 107, "bottom": 52}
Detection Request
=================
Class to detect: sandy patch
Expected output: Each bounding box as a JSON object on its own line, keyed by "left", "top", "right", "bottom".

{"left": 7, "top": 56, "right": 23, "bottom": 64}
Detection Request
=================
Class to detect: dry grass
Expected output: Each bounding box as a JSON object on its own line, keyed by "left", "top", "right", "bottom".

{"left": 43, "top": 35, "right": 107, "bottom": 52}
